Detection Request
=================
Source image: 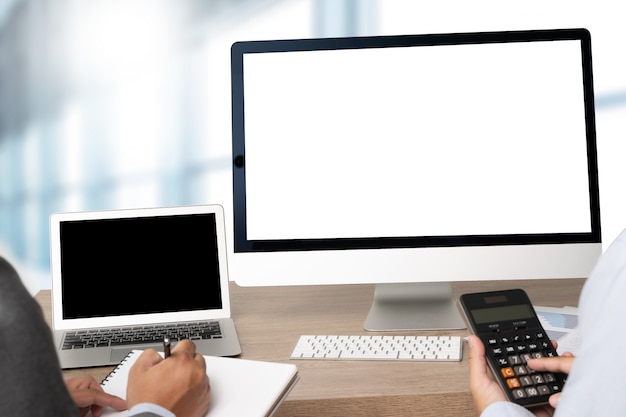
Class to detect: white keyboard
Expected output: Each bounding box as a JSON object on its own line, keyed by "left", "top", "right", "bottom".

{"left": 291, "top": 334, "right": 463, "bottom": 361}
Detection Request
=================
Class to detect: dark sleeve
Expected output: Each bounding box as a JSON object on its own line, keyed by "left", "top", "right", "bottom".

{"left": 0, "top": 257, "right": 79, "bottom": 417}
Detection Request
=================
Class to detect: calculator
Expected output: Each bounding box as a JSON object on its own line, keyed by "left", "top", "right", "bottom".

{"left": 459, "top": 289, "right": 567, "bottom": 408}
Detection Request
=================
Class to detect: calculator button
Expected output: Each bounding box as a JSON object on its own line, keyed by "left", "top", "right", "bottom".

{"left": 525, "top": 387, "right": 540, "bottom": 397}
{"left": 532, "top": 375, "right": 545, "bottom": 384}
{"left": 506, "top": 378, "right": 521, "bottom": 389}
{"left": 514, "top": 365, "right": 528, "bottom": 375}
{"left": 550, "top": 383, "right": 562, "bottom": 393}
{"left": 519, "top": 376, "right": 533, "bottom": 386}
{"left": 537, "top": 385, "right": 551, "bottom": 395}
{"left": 508, "top": 355, "right": 522, "bottom": 365}
{"left": 512, "top": 388, "right": 527, "bottom": 399}
{"left": 492, "top": 329, "right": 564, "bottom": 404}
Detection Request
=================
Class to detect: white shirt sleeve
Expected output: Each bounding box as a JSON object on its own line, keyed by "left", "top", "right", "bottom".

{"left": 480, "top": 401, "right": 535, "bottom": 417}
{"left": 127, "top": 402, "right": 176, "bottom": 417}
{"left": 550, "top": 229, "right": 626, "bottom": 416}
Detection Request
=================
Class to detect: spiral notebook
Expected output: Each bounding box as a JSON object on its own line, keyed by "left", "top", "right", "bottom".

{"left": 99, "top": 350, "right": 299, "bottom": 417}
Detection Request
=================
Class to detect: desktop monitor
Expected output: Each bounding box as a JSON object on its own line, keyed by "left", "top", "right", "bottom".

{"left": 230, "top": 28, "right": 601, "bottom": 331}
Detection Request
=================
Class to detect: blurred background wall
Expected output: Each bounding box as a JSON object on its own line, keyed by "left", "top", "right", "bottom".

{"left": 1, "top": 0, "right": 624, "bottom": 294}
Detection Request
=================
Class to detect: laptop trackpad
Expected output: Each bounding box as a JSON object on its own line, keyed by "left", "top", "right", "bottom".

{"left": 111, "top": 344, "right": 163, "bottom": 362}
{"left": 110, "top": 347, "right": 134, "bottom": 362}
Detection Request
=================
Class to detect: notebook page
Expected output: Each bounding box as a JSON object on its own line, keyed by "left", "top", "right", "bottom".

{"left": 98, "top": 350, "right": 299, "bottom": 417}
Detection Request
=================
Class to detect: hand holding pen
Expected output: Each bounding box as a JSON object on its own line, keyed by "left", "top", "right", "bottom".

{"left": 127, "top": 339, "right": 211, "bottom": 417}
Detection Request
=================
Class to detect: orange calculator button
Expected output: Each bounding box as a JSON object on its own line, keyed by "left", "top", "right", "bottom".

{"left": 501, "top": 367, "right": 515, "bottom": 378}
{"left": 506, "top": 378, "right": 521, "bottom": 389}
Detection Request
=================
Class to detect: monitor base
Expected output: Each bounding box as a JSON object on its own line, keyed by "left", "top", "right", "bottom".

{"left": 364, "top": 282, "right": 467, "bottom": 331}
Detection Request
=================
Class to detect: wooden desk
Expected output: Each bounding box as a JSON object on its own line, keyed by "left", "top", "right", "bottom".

{"left": 36, "top": 278, "right": 585, "bottom": 417}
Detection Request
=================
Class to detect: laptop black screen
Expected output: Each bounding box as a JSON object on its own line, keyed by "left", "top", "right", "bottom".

{"left": 59, "top": 213, "right": 223, "bottom": 319}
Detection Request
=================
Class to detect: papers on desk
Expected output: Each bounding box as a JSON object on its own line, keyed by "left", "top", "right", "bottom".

{"left": 97, "top": 349, "right": 299, "bottom": 417}
{"left": 534, "top": 305, "right": 581, "bottom": 355}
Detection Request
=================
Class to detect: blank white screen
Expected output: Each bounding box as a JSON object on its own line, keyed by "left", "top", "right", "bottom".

{"left": 243, "top": 39, "right": 591, "bottom": 240}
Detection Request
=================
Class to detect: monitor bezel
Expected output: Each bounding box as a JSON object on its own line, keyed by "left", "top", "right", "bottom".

{"left": 231, "top": 28, "right": 600, "bottom": 254}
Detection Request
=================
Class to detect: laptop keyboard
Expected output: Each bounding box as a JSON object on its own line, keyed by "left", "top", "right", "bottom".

{"left": 61, "top": 321, "right": 222, "bottom": 350}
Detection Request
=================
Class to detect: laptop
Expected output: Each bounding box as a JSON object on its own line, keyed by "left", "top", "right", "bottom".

{"left": 50, "top": 204, "right": 242, "bottom": 369}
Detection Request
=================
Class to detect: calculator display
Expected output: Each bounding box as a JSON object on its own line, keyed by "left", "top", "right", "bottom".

{"left": 470, "top": 304, "right": 535, "bottom": 324}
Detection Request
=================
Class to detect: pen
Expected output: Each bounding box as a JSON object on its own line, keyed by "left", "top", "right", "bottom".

{"left": 163, "top": 338, "right": 171, "bottom": 358}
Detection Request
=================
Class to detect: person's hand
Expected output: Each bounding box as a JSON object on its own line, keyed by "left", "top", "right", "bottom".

{"left": 65, "top": 375, "right": 127, "bottom": 417}
{"left": 526, "top": 352, "right": 575, "bottom": 408}
{"left": 127, "top": 339, "right": 211, "bottom": 417}
{"left": 467, "top": 335, "right": 509, "bottom": 414}
{"left": 467, "top": 335, "right": 572, "bottom": 417}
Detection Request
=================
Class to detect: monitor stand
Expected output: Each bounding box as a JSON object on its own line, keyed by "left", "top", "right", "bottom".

{"left": 364, "top": 282, "right": 467, "bottom": 331}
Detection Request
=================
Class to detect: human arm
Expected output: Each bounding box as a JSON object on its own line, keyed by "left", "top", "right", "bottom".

{"left": 126, "top": 339, "right": 211, "bottom": 417}
{"left": 1, "top": 257, "right": 89, "bottom": 416}
{"left": 467, "top": 335, "right": 572, "bottom": 417}
{"left": 65, "top": 375, "right": 127, "bottom": 417}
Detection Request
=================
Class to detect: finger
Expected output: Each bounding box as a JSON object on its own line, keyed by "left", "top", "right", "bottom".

{"left": 82, "top": 376, "right": 104, "bottom": 392}
{"left": 172, "top": 339, "right": 198, "bottom": 357}
{"left": 172, "top": 339, "right": 202, "bottom": 360}
{"left": 526, "top": 355, "right": 575, "bottom": 374}
{"left": 135, "top": 348, "right": 163, "bottom": 368}
{"left": 90, "top": 404, "right": 104, "bottom": 417}
{"left": 193, "top": 350, "right": 207, "bottom": 367}
{"left": 193, "top": 353, "right": 206, "bottom": 367}
{"left": 65, "top": 375, "right": 102, "bottom": 391}
{"left": 93, "top": 391, "right": 127, "bottom": 410}
{"left": 73, "top": 389, "right": 127, "bottom": 411}
{"left": 467, "top": 335, "right": 493, "bottom": 382}
{"left": 549, "top": 392, "right": 562, "bottom": 408}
